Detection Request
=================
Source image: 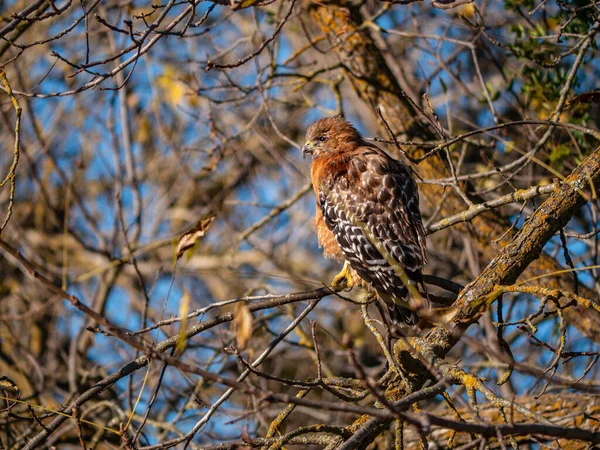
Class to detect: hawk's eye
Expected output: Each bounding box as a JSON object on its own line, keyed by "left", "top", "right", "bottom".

{"left": 317, "top": 136, "right": 327, "bottom": 142}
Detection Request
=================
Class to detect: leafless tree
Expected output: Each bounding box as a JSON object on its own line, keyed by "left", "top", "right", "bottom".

{"left": 1, "top": 0, "right": 600, "bottom": 449}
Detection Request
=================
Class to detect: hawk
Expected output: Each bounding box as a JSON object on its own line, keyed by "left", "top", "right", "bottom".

{"left": 302, "top": 115, "right": 428, "bottom": 324}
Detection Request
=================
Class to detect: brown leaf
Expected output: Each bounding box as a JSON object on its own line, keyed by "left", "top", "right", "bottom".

{"left": 567, "top": 91, "right": 600, "bottom": 108}
{"left": 176, "top": 215, "right": 216, "bottom": 259}
{"left": 234, "top": 302, "right": 253, "bottom": 351}
{"left": 240, "top": 430, "right": 252, "bottom": 443}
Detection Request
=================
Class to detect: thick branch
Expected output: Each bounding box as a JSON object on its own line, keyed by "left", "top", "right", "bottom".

{"left": 418, "top": 145, "right": 600, "bottom": 360}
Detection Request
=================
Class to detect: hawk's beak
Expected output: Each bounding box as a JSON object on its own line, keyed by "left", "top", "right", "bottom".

{"left": 302, "top": 140, "right": 314, "bottom": 158}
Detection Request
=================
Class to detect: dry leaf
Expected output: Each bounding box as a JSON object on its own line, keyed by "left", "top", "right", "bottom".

{"left": 567, "top": 91, "right": 600, "bottom": 108}
{"left": 175, "top": 292, "right": 191, "bottom": 356}
{"left": 0, "top": 376, "right": 20, "bottom": 397}
{"left": 176, "top": 215, "right": 215, "bottom": 259}
{"left": 234, "top": 302, "right": 253, "bottom": 351}
{"left": 241, "top": 430, "right": 253, "bottom": 443}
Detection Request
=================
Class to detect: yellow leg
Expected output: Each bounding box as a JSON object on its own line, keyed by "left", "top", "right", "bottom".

{"left": 331, "top": 261, "right": 354, "bottom": 291}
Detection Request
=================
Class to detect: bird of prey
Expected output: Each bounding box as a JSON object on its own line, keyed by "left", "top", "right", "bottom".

{"left": 303, "top": 115, "right": 428, "bottom": 324}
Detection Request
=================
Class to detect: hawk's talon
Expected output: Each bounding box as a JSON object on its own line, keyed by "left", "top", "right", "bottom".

{"left": 331, "top": 261, "right": 354, "bottom": 291}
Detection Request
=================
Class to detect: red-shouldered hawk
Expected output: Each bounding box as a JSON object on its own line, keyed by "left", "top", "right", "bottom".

{"left": 303, "top": 115, "right": 428, "bottom": 324}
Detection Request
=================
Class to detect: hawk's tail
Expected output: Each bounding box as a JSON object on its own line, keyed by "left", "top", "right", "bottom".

{"left": 385, "top": 270, "right": 429, "bottom": 325}
{"left": 387, "top": 303, "right": 419, "bottom": 325}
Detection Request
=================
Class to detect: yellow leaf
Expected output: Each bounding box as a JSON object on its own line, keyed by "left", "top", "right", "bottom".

{"left": 234, "top": 302, "right": 253, "bottom": 351}
{"left": 176, "top": 215, "right": 216, "bottom": 259}
{"left": 136, "top": 117, "right": 151, "bottom": 145}
{"left": 175, "top": 292, "right": 191, "bottom": 356}
{"left": 458, "top": 3, "right": 475, "bottom": 19}
{"left": 158, "top": 66, "right": 186, "bottom": 106}
{"left": 232, "top": 0, "right": 261, "bottom": 9}
{"left": 547, "top": 17, "right": 559, "bottom": 32}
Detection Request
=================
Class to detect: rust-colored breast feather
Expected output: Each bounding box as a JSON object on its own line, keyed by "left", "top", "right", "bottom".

{"left": 314, "top": 207, "right": 343, "bottom": 260}
{"left": 311, "top": 152, "right": 350, "bottom": 260}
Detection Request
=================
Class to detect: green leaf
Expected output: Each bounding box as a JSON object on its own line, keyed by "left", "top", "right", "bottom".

{"left": 549, "top": 144, "right": 571, "bottom": 169}
{"left": 439, "top": 77, "right": 447, "bottom": 95}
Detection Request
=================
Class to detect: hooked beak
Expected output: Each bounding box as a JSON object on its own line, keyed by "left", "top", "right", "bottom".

{"left": 302, "top": 140, "right": 314, "bottom": 158}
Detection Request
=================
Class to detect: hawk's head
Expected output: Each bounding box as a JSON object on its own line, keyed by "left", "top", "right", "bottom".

{"left": 302, "top": 115, "right": 363, "bottom": 159}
